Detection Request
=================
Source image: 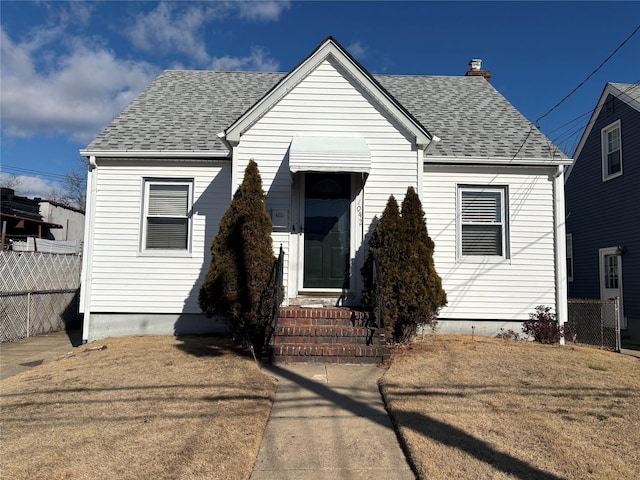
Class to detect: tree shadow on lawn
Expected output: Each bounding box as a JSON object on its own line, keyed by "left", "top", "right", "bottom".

{"left": 174, "top": 335, "right": 254, "bottom": 359}
{"left": 268, "top": 365, "right": 563, "bottom": 480}
{"left": 392, "top": 409, "right": 564, "bottom": 480}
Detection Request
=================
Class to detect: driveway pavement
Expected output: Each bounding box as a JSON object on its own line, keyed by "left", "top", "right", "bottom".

{"left": 0, "top": 331, "right": 80, "bottom": 380}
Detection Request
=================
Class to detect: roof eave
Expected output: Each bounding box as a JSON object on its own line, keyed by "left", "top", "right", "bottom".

{"left": 424, "top": 155, "right": 572, "bottom": 167}
{"left": 79, "top": 149, "right": 231, "bottom": 159}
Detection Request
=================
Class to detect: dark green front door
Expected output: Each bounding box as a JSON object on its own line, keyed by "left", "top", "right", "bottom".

{"left": 304, "top": 173, "right": 351, "bottom": 288}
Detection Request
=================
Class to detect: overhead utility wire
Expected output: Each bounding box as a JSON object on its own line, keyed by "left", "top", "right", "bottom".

{"left": 535, "top": 23, "right": 640, "bottom": 126}
{"left": 514, "top": 77, "right": 640, "bottom": 161}
{"left": 2, "top": 165, "right": 68, "bottom": 182}
{"left": 549, "top": 80, "right": 640, "bottom": 139}
{"left": 549, "top": 80, "right": 640, "bottom": 151}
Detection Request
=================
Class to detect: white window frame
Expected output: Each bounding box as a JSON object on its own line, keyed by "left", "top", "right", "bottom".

{"left": 140, "top": 178, "right": 193, "bottom": 255}
{"left": 566, "top": 233, "right": 574, "bottom": 282}
{"left": 457, "top": 185, "right": 509, "bottom": 261}
{"left": 601, "top": 120, "right": 622, "bottom": 182}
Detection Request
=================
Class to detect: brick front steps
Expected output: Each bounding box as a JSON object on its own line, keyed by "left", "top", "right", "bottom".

{"left": 268, "top": 306, "right": 390, "bottom": 364}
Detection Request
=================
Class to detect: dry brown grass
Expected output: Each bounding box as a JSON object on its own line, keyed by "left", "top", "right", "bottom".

{"left": 1, "top": 336, "right": 276, "bottom": 480}
{"left": 381, "top": 335, "right": 640, "bottom": 480}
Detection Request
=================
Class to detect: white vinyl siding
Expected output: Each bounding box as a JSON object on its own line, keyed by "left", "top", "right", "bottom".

{"left": 602, "top": 120, "right": 622, "bottom": 181}
{"left": 89, "top": 160, "right": 230, "bottom": 313}
{"left": 235, "top": 58, "right": 420, "bottom": 300}
{"left": 143, "top": 181, "right": 192, "bottom": 251}
{"left": 424, "top": 165, "right": 556, "bottom": 321}
{"left": 459, "top": 187, "right": 507, "bottom": 257}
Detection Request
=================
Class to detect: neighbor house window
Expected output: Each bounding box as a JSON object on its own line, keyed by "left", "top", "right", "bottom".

{"left": 458, "top": 186, "right": 508, "bottom": 258}
{"left": 602, "top": 120, "right": 622, "bottom": 181}
{"left": 142, "top": 180, "right": 193, "bottom": 251}
{"left": 566, "top": 234, "right": 574, "bottom": 282}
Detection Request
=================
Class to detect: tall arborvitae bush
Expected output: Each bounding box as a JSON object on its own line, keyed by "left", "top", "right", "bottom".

{"left": 362, "top": 186, "right": 447, "bottom": 344}
{"left": 199, "top": 160, "right": 276, "bottom": 356}
{"left": 395, "top": 186, "right": 447, "bottom": 342}
{"left": 361, "top": 195, "right": 402, "bottom": 340}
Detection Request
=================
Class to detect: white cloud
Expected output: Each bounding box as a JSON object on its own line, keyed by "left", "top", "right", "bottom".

{"left": 0, "top": 28, "right": 158, "bottom": 143}
{"left": 236, "top": 1, "right": 291, "bottom": 21}
{"left": 126, "top": 2, "right": 211, "bottom": 64}
{"left": 0, "top": 1, "right": 287, "bottom": 144}
{"left": 125, "top": 1, "right": 285, "bottom": 68}
{"left": 210, "top": 46, "right": 280, "bottom": 71}
{"left": 0, "top": 173, "right": 62, "bottom": 200}
{"left": 346, "top": 41, "right": 367, "bottom": 61}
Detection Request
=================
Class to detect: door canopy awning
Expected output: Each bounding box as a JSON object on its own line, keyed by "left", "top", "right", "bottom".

{"left": 289, "top": 137, "right": 371, "bottom": 174}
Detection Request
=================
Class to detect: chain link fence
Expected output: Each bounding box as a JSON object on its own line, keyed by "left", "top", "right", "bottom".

{"left": 0, "top": 251, "right": 82, "bottom": 343}
{"left": 567, "top": 298, "right": 621, "bottom": 351}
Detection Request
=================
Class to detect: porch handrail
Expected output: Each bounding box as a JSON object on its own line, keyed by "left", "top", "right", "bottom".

{"left": 266, "top": 244, "right": 285, "bottom": 347}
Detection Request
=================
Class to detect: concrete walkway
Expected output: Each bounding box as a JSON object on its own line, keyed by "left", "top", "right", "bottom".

{"left": 251, "top": 364, "right": 415, "bottom": 480}
{"left": 0, "top": 331, "right": 79, "bottom": 380}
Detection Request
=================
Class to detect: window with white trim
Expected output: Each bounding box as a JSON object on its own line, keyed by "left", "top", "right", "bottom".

{"left": 566, "top": 234, "right": 574, "bottom": 282}
{"left": 458, "top": 186, "right": 508, "bottom": 258}
{"left": 142, "top": 180, "right": 193, "bottom": 251}
{"left": 602, "top": 120, "right": 622, "bottom": 181}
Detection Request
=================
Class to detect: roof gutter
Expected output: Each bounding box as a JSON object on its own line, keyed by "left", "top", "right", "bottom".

{"left": 216, "top": 131, "right": 235, "bottom": 153}
{"left": 425, "top": 155, "right": 572, "bottom": 166}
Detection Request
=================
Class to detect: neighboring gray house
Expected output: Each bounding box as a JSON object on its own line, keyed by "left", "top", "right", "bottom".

{"left": 80, "top": 37, "right": 570, "bottom": 343}
{"left": 565, "top": 82, "right": 640, "bottom": 344}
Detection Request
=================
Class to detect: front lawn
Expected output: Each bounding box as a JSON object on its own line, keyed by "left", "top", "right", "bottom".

{"left": 1, "top": 336, "right": 276, "bottom": 480}
{"left": 381, "top": 336, "right": 640, "bottom": 479}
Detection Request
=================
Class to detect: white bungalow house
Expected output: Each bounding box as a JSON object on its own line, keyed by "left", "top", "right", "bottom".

{"left": 80, "top": 37, "right": 571, "bottom": 343}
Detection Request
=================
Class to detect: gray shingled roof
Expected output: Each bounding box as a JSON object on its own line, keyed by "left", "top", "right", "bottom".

{"left": 86, "top": 69, "right": 566, "bottom": 160}
{"left": 610, "top": 82, "right": 640, "bottom": 105}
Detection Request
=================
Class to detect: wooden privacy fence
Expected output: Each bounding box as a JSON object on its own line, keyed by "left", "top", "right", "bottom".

{"left": 0, "top": 251, "right": 81, "bottom": 342}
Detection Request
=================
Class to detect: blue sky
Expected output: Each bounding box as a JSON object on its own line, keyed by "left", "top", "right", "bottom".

{"left": 1, "top": 1, "right": 639, "bottom": 198}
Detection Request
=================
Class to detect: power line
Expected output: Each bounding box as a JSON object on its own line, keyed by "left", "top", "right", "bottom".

{"left": 536, "top": 23, "right": 640, "bottom": 126}
{"left": 1, "top": 165, "right": 67, "bottom": 182}
{"left": 548, "top": 81, "right": 640, "bottom": 155}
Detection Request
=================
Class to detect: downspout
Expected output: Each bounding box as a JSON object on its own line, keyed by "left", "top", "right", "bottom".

{"left": 553, "top": 164, "right": 568, "bottom": 346}
{"left": 80, "top": 156, "right": 98, "bottom": 343}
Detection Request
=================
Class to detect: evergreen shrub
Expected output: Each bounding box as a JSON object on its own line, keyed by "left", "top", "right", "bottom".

{"left": 362, "top": 186, "right": 447, "bottom": 344}
{"left": 199, "top": 160, "right": 277, "bottom": 356}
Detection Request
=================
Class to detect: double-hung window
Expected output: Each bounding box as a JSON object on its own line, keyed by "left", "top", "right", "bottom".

{"left": 602, "top": 120, "right": 622, "bottom": 181}
{"left": 458, "top": 186, "right": 508, "bottom": 258}
{"left": 142, "top": 179, "right": 193, "bottom": 252}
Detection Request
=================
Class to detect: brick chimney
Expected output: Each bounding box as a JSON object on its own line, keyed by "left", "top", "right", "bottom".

{"left": 465, "top": 58, "right": 492, "bottom": 82}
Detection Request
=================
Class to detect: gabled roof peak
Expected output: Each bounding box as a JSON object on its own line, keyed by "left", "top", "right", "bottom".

{"left": 222, "top": 36, "right": 433, "bottom": 148}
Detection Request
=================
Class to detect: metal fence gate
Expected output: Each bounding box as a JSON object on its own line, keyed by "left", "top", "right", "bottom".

{"left": 0, "top": 251, "right": 82, "bottom": 343}
{"left": 567, "top": 298, "right": 622, "bottom": 351}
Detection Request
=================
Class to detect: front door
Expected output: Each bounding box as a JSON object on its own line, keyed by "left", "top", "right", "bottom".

{"left": 303, "top": 173, "right": 351, "bottom": 288}
{"left": 599, "top": 247, "right": 626, "bottom": 329}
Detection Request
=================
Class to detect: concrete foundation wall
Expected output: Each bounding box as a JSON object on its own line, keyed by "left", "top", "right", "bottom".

{"left": 420, "top": 319, "right": 528, "bottom": 339}
{"left": 85, "top": 313, "right": 228, "bottom": 343}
